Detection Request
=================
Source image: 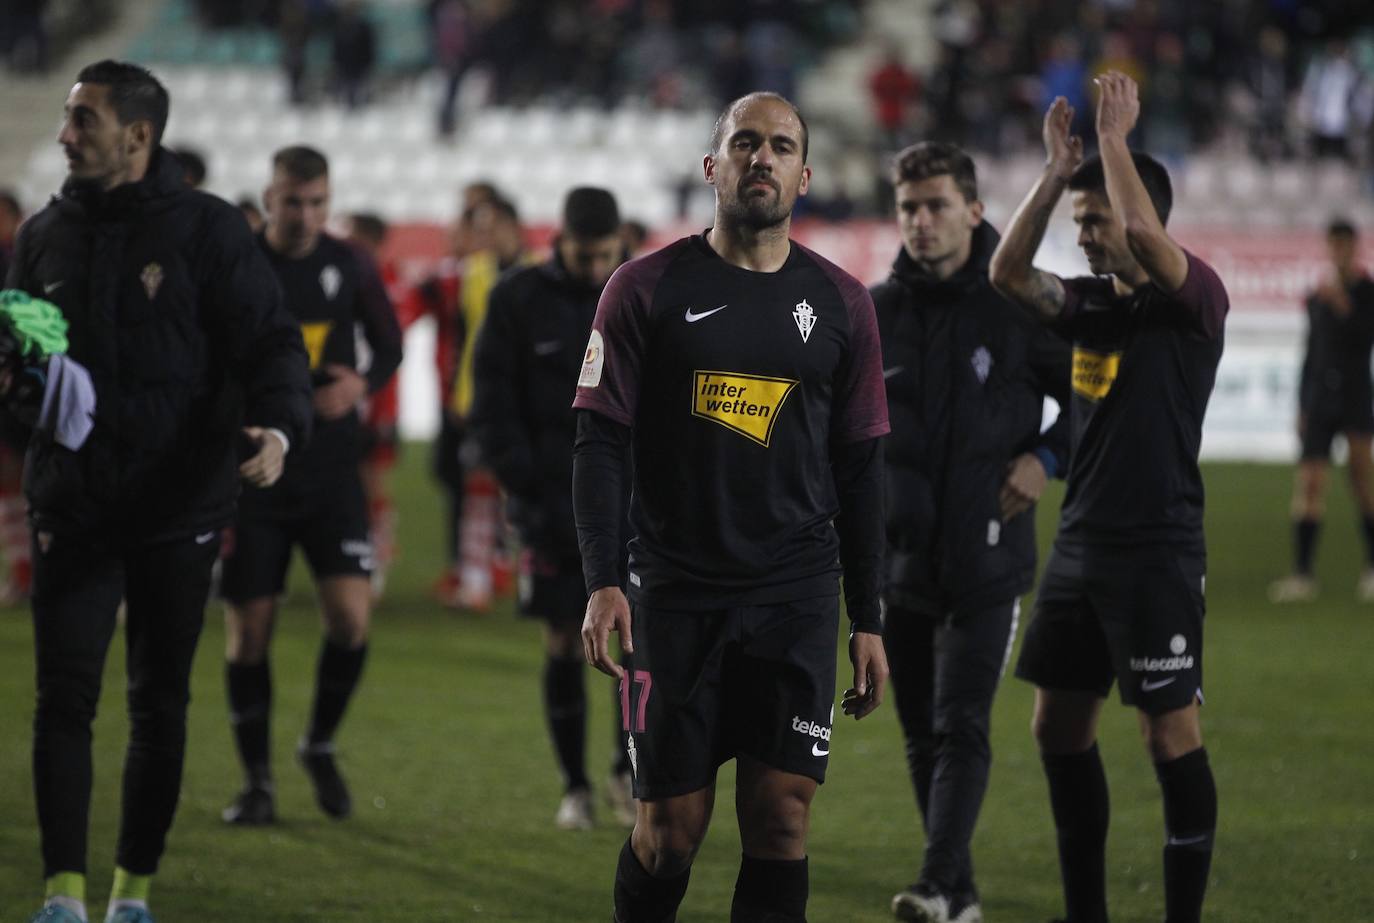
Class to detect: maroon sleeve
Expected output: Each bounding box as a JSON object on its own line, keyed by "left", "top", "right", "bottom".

{"left": 572, "top": 245, "right": 677, "bottom": 425}
{"left": 1171, "top": 250, "right": 1230, "bottom": 340}
{"left": 824, "top": 264, "right": 891, "bottom": 444}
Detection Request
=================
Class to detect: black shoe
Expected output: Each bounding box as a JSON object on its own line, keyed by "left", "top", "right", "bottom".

{"left": 297, "top": 741, "right": 352, "bottom": 818}
{"left": 222, "top": 785, "right": 276, "bottom": 825}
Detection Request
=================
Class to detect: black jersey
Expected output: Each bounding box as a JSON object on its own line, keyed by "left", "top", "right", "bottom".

{"left": 254, "top": 233, "right": 402, "bottom": 488}
{"left": 572, "top": 234, "right": 889, "bottom": 609}
{"left": 1300, "top": 273, "right": 1374, "bottom": 412}
{"left": 1054, "top": 251, "right": 1229, "bottom": 545}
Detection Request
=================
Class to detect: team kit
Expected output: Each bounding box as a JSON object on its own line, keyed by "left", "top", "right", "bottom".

{"left": 9, "top": 61, "right": 1232, "bottom": 923}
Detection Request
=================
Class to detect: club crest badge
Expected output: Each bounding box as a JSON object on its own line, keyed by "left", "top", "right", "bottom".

{"left": 971, "top": 345, "right": 993, "bottom": 384}
{"left": 140, "top": 262, "right": 164, "bottom": 300}
{"left": 793, "top": 299, "right": 816, "bottom": 343}
{"left": 320, "top": 265, "right": 342, "bottom": 300}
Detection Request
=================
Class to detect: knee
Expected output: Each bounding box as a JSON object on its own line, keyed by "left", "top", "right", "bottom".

{"left": 127, "top": 683, "right": 190, "bottom": 747}
{"left": 225, "top": 604, "right": 273, "bottom": 663}
{"left": 1140, "top": 714, "right": 1202, "bottom": 763}
{"left": 545, "top": 624, "right": 581, "bottom": 659}
{"left": 35, "top": 670, "right": 101, "bottom": 728}
{"left": 635, "top": 815, "right": 707, "bottom": 877}
{"left": 740, "top": 790, "right": 810, "bottom": 857}
{"left": 323, "top": 605, "right": 370, "bottom": 648}
{"left": 1031, "top": 710, "right": 1094, "bottom": 755}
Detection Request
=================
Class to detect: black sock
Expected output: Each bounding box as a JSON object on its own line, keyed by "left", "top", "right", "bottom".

{"left": 1361, "top": 517, "right": 1374, "bottom": 566}
{"left": 731, "top": 854, "right": 809, "bottom": 922}
{"left": 612, "top": 652, "right": 632, "bottom": 776}
{"left": 305, "top": 640, "right": 368, "bottom": 746}
{"left": 613, "top": 838, "right": 691, "bottom": 923}
{"left": 226, "top": 661, "right": 272, "bottom": 787}
{"left": 1295, "top": 517, "right": 1320, "bottom": 575}
{"left": 1042, "top": 744, "right": 1110, "bottom": 923}
{"left": 1155, "top": 748, "right": 1216, "bottom": 923}
{"left": 544, "top": 656, "right": 589, "bottom": 791}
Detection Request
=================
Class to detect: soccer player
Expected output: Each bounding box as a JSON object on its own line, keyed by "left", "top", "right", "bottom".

{"left": 989, "top": 73, "right": 1228, "bottom": 923}
{"left": 470, "top": 186, "right": 635, "bottom": 829}
{"left": 873, "top": 142, "right": 1071, "bottom": 923}
{"left": 1268, "top": 218, "right": 1374, "bottom": 603}
{"left": 574, "top": 91, "right": 890, "bottom": 922}
{"left": 8, "top": 60, "right": 312, "bottom": 923}
{"left": 219, "top": 146, "right": 403, "bottom": 826}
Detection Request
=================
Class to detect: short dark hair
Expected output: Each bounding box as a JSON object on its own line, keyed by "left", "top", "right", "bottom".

{"left": 709, "top": 92, "right": 809, "bottom": 162}
{"left": 1068, "top": 152, "right": 1173, "bottom": 226}
{"left": 467, "top": 195, "right": 519, "bottom": 226}
{"left": 272, "top": 145, "right": 329, "bottom": 181}
{"left": 1328, "top": 217, "right": 1358, "bottom": 240}
{"left": 173, "top": 147, "right": 207, "bottom": 186}
{"left": 891, "top": 141, "right": 978, "bottom": 203}
{"left": 562, "top": 187, "right": 620, "bottom": 238}
{"left": 0, "top": 189, "right": 21, "bottom": 220}
{"left": 74, "top": 59, "right": 170, "bottom": 147}
{"left": 349, "top": 212, "right": 389, "bottom": 245}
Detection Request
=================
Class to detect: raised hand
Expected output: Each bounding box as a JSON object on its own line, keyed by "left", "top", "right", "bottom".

{"left": 1043, "top": 96, "right": 1084, "bottom": 180}
{"left": 1094, "top": 70, "right": 1140, "bottom": 141}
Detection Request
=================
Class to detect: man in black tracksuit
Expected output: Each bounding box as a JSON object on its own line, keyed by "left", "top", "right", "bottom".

{"left": 6, "top": 61, "right": 311, "bottom": 923}
{"left": 874, "top": 143, "right": 1070, "bottom": 923}
{"left": 469, "top": 187, "right": 634, "bottom": 830}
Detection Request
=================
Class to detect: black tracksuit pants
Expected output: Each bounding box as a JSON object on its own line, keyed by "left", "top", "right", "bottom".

{"left": 31, "top": 527, "right": 220, "bottom": 878}
{"left": 883, "top": 598, "right": 1019, "bottom": 893}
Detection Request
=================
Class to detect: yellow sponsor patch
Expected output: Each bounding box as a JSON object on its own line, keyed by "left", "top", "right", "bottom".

{"left": 300, "top": 321, "right": 334, "bottom": 371}
{"left": 692, "top": 370, "right": 798, "bottom": 447}
{"left": 1071, "top": 347, "right": 1121, "bottom": 401}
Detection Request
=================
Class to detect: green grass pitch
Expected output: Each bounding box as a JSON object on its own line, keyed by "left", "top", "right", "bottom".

{"left": 0, "top": 454, "right": 1370, "bottom": 921}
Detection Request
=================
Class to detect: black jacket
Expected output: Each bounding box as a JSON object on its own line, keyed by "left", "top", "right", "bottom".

{"left": 871, "top": 221, "right": 1071, "bottom": 614}
{"left": 4, "top": 148, "right": 312, "bottom": 541}
{"left": 470, "top": 253, "right": 612, "bottom": 560}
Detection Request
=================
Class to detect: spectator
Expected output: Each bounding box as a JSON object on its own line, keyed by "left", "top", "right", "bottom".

{"left": 431, "top": 0, "right": 473, "bottom": 136}
{"left": 173, "top": 147, "right": 207, "bottom": 188}
{"left": 1247, "top": 26, "right": 1293, "bottom": 162}
{"left": 869, "top": 46, "right": 922, "bottom": 153}
{"left": 332, "top": 0, "right": 377, "bottom": 109}
{"left": 1300, "top": 39, "right": 1364, "bottom": 160}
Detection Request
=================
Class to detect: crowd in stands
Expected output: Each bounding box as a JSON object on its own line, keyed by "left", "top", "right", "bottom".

{"left": 869, "top": 0, "right": 1374, "bottom": 166}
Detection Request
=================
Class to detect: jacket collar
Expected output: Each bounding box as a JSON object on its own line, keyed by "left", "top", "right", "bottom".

{"left": 58, "top": 146, "right": 186, "bottom": 217}
{"left": 889, "top": 220, "right": 1001, "bottom": 295}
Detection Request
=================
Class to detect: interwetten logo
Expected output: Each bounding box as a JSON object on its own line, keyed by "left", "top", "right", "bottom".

{"left": 1071, "top": 347, "right": 1121, "bottom": 401}
{"left": 300, "top": 321, "right": 334, "bottom": 370}
{"left": 692, "top": 370, "right": 798, "bottom": 446}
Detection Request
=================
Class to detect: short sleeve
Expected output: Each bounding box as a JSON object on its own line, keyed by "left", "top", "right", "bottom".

{"left": 572, "top": 259, "right": 651, "bottom": 426}
{"left": 831, "top": 274, "right": 891, "bottom": 444}
{"left": 1171, "top": 251, "right": 1230, "bottom": 340}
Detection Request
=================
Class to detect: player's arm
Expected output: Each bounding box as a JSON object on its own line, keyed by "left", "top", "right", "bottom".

{"left": 1002, "top": 324, "right": 1072, "bottom": 519}
{"left": 203, "top": 206, "right": 312, "bottom": 486}
{"left": 1094, "top": 71, "right": 1189, "bottom": 293}
{"left": 354, "top": 254, "right": 404, "bottom": 392}
{"left": 469, "top": 282, "right": 538, "bottom": 498}
{"left": 989, "top": 97, "right": 1082, "bottom": 323}
{"left": 831, "top": 434, "right": 888, "bottom": 720}
{"left": 573, "top": 409, "right": 631, "bottom": 680}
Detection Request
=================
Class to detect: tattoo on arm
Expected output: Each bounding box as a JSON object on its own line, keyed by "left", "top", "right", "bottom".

{"left": 1027, "top": 271, "right": 1067, "bottom": 321}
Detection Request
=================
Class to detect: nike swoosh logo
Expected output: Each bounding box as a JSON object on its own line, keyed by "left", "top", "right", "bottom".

{"left": 195, "top": 531, "right": 217, "bottom": 545}
{"left": 1167, "top": 833, "right": 1210, "bottom": 847}
{"left": 812, "top": 741, "right": 829, "bottom": 757}
{"left": 533, "top": 341, "right": 562, "bottom": 356}
{"left": 684, "top": 304, "right": 728, "bottom": 323}
{"left": 1141, "top": 676, "right": 1177, "bottom": 692}
{"left": 44, "top": 281, "right": 64, "bottom": 294}
{"left": 883, "top": 365, "right": 905, "bottom": 380}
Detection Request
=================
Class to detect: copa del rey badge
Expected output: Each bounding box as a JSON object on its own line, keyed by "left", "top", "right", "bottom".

{"left": 793, "top": 299, "right": 816, "bottom": 343}
{"left": 140, "top": 262, "right": 164, "bottom": 300}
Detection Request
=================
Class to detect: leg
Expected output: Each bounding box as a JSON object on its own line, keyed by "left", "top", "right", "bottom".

{"left": 1139, "top": 705, "right": 1215, "bottom": 923}
{"left": 731, "top": 757, "right": 816, "bottom": 923}
{"left": 308, "top": 574, "right": 372, "bottom": 743}
{"left": 115, "top": 534, "right": 218, "bottom": 877}
{"left": 920, "top": 599, "right": 1020, "bottom": 897}
{"left": 223, "top": 597, "right": 279, "bottom": 792}
{"left": 1342, "top": 434, "right": 1374, "bottom": 588}
{"left": 544, "top": 619, "right": 591, "bottom": 800}
{"left": 882, "top": 604, "right": 937, "bottom": 830}
{"left": 615, "top": 787, "right": 714, "bottom": 922}
{"left": 1033, "top": 688, "right": 1110, "bottom": 923}
{"left": 1290, "top": 458, "right": 1328, "bottom": 575}
{"left": 31, "top": 532, "right": 123, "bottom": 893}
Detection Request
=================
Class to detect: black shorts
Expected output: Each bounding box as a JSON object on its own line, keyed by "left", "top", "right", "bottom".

{"left": 517, "top": 551, "right": 587, "bottom": 624}
{"left": 221, "top": 474, "right": 373, "bottom": 603}
{"left": 1015, "top": 540, "right": 1205, "bottom": 716}
{"left": 1301, "top": 399, "right": 1374, "bottom": 460}
{"left": 622, "top": 596, "right": 840, "bottom": 800}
